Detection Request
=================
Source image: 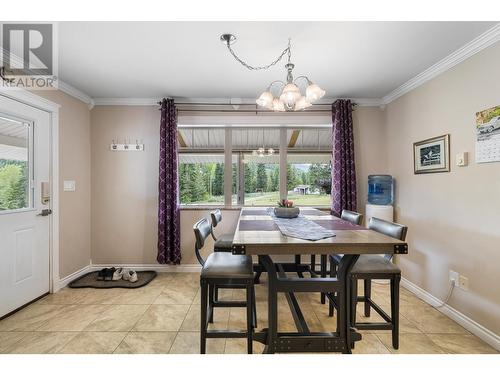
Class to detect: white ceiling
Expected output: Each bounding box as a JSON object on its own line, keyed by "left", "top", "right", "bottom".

{"left": 58, "top": 22, "right": 497, "bottom": 100}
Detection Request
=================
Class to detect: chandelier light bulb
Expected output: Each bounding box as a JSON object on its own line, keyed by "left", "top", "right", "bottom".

{"left": 256, "top": 91, "right": 274, "bottom": 109}
{"left": 267, "top": 148, "right": 275, "bottom": 155}
{"left": 272, "top": 98, "right": 285, "bottom": 112}
{"left": 294, "top": 96, "right": 313, "bottom": 111}
{"left": 280, "top": 83, "right": 301, "bottom": 108}
{"left": 306, "top": 83, "right": 326, "bottom": 102}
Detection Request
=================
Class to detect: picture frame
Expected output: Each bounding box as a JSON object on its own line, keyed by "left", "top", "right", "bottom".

{"left": 413, "top": 134, "right": 450, "bottom": 174}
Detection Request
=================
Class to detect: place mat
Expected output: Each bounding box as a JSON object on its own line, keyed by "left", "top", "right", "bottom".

{"left": 241, "top": 209, "right": 269, "bottom": 216}
{"left": 300, "top": 209, "right": 329, "bottom": 216}
{"left": 68, "top": 271, "right": 157, "bottom": 289}
{"left": 239, "top": 220, "right": 278, "bottom": 231}
{"left": 267, "top": 208, "right": 336, "bottom": 241}
{"left": 313, "top": 220, "right": 368, "bottom": 231}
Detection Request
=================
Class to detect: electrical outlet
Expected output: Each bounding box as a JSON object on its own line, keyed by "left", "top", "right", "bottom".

{"left": 449, "top": 270, "right": 459, "bottom": 285}
{"left": 459, "top": 275, "right": 469, "bottom": 291}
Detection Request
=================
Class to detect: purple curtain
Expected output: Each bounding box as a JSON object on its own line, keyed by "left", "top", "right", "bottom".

{"left": 157, "top": 98, "right": 181, "bottom": 264}
{"left": 331, "top": 99, "right": 357, "bottom": 217}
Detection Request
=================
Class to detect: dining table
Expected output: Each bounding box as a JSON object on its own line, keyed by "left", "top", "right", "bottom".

{"left": 231, "top": 207, "right": 408, "bottom": 354}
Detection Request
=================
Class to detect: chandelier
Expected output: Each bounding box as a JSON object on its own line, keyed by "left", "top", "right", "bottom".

{"left": 252, "top": 129, "right": 274, "bottom": 157}
{"left": 220, "top": 34, "right": 326, "bottom": 112}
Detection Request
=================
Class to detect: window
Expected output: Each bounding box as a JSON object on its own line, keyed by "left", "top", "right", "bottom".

{"left": 286, "top": 153, "right": 331, "bottom": 206}
{"left": 243, "top": 153, "right": 279, "bottom": 206}
{"left": 177, "top": 126, "right": 332, "bottom": 207}
{"left": 0, "top": 115, "right": 31, "bottom": 211}
{"left": 178, "top": 154, "right": 225, "bottom": 205}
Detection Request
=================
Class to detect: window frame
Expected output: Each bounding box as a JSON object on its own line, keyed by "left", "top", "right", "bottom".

{"left": 178, "top": 125, "right": 332, "bottom": 209}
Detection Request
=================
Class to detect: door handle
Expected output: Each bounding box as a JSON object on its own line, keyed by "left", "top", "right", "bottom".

{"left": 37, "top": 209, "right": 53, "bottom": 217}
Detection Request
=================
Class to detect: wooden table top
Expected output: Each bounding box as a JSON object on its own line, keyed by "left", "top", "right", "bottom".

{"left": 232, "top": 207, "right": 408, "bottom": 256}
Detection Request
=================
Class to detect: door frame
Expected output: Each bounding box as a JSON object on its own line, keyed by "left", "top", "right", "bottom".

{"left": 0, "top": 87, "right": 60, "bottom": 293}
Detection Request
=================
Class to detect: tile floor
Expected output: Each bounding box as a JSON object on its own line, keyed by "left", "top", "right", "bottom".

{"left": 0, "top": 272, "right": 497, "bottom": 354}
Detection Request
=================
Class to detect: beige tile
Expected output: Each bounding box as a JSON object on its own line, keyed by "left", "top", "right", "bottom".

{"left": 106, "top": 287, "right": 164, "bottom": 305}
{"left": 154, "top": 287, "right": 198, "bottom": 305}
{"left": 114, "top": 331, "right": 177, "bottom": 354}
{"left": 77, "top": 288, "right": 123, "bottom": 305}
{"left": 224, "top": 338, "right": 265, "bottom": 354}
{"left": 59, "top": 332, "right": 127, "bottom": 354}
{"left": 354, "top": 304, "right": 421, "bottom": 334}
{"left": 401, "top": 305, "right": 470, "bottom": 334}
{"left": 133, "top": 305, "right": 190, "bottom": 331}
{"left": 352, "top": 333, "right": 391, "bottom": 354}
{"left": 0, "top": 304, "right": 68, "bottom": 332}
{"left": 427, "top": 334, "right": 498, "bottom": 354}
{"left": 36, "top": 304, "right": 108, "bottom": 332}
{"left": 377, "top": 333, "right": 446, "bottom": 354}
{"left": 169, "top": 332, "right": 225, "bottom": 354}
{"left": 180, "top": 304, "right": 230, "bottom": 331}
{"left": 37, "top": 288, "right": 90, "bottom": 305}
{"left": 0, "top": 332, "right": 29, "bottom": 353}
{"left": 6, "top": 332, "right": 77, "bottom": 354}
{"left": 84, "top": 305, "right": 149, "bottom": 332}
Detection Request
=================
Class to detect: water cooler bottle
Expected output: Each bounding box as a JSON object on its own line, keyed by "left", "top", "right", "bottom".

{"left": 365, "top": 175, "right": 394, "bottom": 227}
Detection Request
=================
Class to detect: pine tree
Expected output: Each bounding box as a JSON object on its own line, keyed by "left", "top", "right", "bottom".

{"left": 212, "top": 163, "right": 224, "bottom": 196}
{"left": 244, "top": 164, "right": 256, "bottom": 193}
{"left": 269, "top": 166, "right": 279, "bottom": 192}
{"left": 256, "top": 164, "right": 267, "bottom": 191}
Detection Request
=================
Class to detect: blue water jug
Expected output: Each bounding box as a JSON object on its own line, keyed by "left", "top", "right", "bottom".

{"left": 367, "top": 175, "right": 394, "bottom": 205}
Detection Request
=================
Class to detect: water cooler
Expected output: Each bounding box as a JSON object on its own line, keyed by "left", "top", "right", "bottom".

{"left": 365, "top": 175, "right": 394, "bottom": 227}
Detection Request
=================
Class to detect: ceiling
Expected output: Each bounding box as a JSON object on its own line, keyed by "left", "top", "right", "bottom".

{"left": 58, "top": 22, "right": 497, "bottom": 100}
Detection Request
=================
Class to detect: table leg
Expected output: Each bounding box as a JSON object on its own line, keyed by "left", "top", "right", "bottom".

{"left": 258, "top": 255, "right": 278, "bottom": 354}
{"left": 337, "top": 254, "right": 360, "bottom": 354}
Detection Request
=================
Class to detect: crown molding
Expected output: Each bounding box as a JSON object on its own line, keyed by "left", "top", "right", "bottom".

{"left": 93, "top": 97, "right": 159, "bottom": 106}
{"left": 57, "top": 81, "right": 95, "bottom": 109}
{"left": 382, "top": 23, "right": 500, "bottom": 105}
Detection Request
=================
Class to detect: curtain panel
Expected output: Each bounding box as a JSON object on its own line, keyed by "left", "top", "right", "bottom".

{"left": 331, "top": 99, "right": 357, "bottom": 217}
{"left": 157, "top": 98, "right": 181, "bottom": 264}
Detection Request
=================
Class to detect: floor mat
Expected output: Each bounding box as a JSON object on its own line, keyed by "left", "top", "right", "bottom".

{"left": 68, "top": 270, "right": 157, "bottom": 289}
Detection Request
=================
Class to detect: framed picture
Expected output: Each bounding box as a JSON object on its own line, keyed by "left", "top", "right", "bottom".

{"left": 413, "top": 134, "right": 450, "bottom": 174}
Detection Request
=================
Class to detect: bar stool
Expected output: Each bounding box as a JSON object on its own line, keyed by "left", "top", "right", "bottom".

{"left": 210, "top": 209, "right": 234, "bottom": 252}
{"left": 328, "top": 217, "right": 408, "bottom": 349}
{"left": 194, "top": 218, "right": 256, "bottom": 354}
{"left": 319, "top": 210, "right": 363, "bottom": 304}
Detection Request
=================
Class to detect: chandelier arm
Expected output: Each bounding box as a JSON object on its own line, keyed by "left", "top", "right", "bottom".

{"left": 225, "top": 41, "right": 291, "bottom": 71}
{"left": 293, "top": 75, "right": 312, "bottom": 85}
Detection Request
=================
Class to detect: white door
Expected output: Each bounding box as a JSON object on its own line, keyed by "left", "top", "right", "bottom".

{"left": 0, "top": 95, "right": 51, "bottom": 318}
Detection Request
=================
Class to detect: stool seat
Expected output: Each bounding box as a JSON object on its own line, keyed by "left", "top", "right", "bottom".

{"left": 214, "top": 233, "right": 234, "bottom": 252}
{"left": 201, "top": 253, "right": 253, "bottom": 279}
{"left": 351, "top": 255, "right": 401, "bottom": 275}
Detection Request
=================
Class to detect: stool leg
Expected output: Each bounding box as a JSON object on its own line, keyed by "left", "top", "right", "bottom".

{"left": 200, "top": 280, "right": 208, "bottom": 354}
{"left": 310, "top": 254, "right": 316, "bottom": 273}
{"left": 295, "top": 255, "right": 304, "bottom": 277}
{"left": 364, "top": 279, "right": 372, "bottom": 317}
{"left": 391, "top": 274, "right": 401, "bottom": 349}
{"left": 252, "top": 287, "right": 257, "bottom": 328}
{"left": 320, "top": 254, "right": 327, "bottom": 304}
{"left": 208, "top": 284, "right": 214, "bottom": 324}
{"left": 328, "top": 257, "right": 335, "bottom": 317}
{"left": 351, "top": 278, "right": 357, "bottom": 326}
{"left": 214, "top": 285, "right": 219, "bottom": 303}
{"left": 246, "top": 284, "right": 254, "bottom": 354}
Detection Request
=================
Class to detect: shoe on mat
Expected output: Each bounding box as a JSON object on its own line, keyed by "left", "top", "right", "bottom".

{"left": 97, "top": 268, "right": 107, "bottom": 281}
{"left": 112, "top": 267, "right": 124, "bottom": 281}
{"left": 104, "top": 267, "right": 116, "bottom": 281}
{"left": 124, "top": 270, "right": 138, "bottom": 283}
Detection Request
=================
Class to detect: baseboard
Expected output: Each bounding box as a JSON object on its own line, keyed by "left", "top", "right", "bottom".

{"left": 56, "top": 264, "right": 92, "bottom": 291}
{"left": 90, "top": 263, "right": 202, "bottom": 273}
{"left": 401, "top": 277, "right": 500, "bottom": 351}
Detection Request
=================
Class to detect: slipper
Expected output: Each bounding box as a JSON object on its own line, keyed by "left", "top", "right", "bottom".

{"left": 104, "top": 267, "right": 116, "bottom": 281}
{"left": 97, "top": 268, "right": 108, "bottom": 281}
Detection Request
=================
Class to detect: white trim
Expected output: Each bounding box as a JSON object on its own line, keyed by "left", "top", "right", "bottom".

{"left": 382, "top": 23, "right": 500, "bottom": 104}
{"left": 90, "top": 263, "right": 202, "bottom": 273}
{"left": 58, "top": 81, "right": 95, "bottom": 109}
{"left": 0, "top": 88, "right": 61, "bottom": 296}
{"left": 93, "top": 97, "right": 158, "bottom": 106}
{"left": 55, "top": 264, "right": 92, "bottom": 291}
{"left": 401, "top": 277, "right": 500, "bottom": 351}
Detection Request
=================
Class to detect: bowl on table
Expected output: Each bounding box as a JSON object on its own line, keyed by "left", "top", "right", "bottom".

{"left": 273, "top": 207, "right": 300, "bottom": 219}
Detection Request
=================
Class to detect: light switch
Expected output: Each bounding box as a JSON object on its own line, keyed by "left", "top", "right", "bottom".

{"left": 63, "top": 180, "right": 76, "bottom": 192}
{"left": 456, "top": 152, "right": 468, "bottom": 167}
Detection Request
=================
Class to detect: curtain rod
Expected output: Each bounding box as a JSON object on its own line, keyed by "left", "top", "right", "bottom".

{"left": 157, "top": 100, "right": 357, "bottom": 107}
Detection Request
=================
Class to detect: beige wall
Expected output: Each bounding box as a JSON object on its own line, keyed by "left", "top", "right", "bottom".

{"left": 89, "top": 106, "right": 384, "bottom": 265}
{"left": 34, "top": 90, "right": 91, "bottom": 278}
{"left": 384, "top": 42, "right": 500, "bottom": 335}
